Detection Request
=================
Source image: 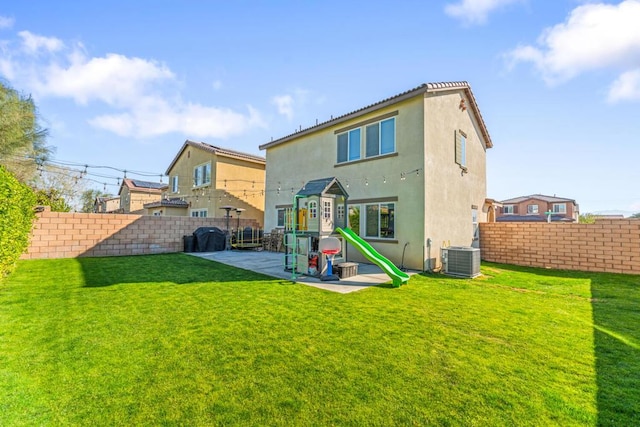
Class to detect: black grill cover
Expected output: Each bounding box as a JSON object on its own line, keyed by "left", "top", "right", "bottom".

{"left": 193, "top": 227, "right": 226, "bottom": 252}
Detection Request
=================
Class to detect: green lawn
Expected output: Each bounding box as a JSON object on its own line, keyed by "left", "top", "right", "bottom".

{"left": 1, "top": 254, "right": 638, "bottom": 426}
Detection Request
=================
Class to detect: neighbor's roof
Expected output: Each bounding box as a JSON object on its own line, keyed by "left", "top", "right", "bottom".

{"left": 144, "top": 198, "right": 189, "bottom": 209}
{"left": 118, "top": 179, "right": 168, "bottom": 195}
{"left": 501, "top": 194, "right": 576, "bottom": 204}
{"left": 259, "top": 81, "right": 493, "bottom": 151}
{"left": 497, "top": 214, "right": 575, "bottom": 223}
{"left": 165, "top": 140, "right": 266, "bottom": 175}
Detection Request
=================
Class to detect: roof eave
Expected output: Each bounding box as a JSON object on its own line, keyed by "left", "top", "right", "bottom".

{"left": 259, "top": 81, "right": 493, "bottom": 151}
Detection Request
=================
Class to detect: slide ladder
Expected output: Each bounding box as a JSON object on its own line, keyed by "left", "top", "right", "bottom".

{"left": 335, "top": 227, "right": 409, "bottom": 288}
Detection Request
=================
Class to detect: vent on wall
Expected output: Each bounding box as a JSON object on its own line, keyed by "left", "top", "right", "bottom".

{"left": 441, "top": 247, "right": 481, "bottom": 278}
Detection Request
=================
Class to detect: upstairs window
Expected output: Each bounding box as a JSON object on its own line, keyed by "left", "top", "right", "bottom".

{"left": 553, "top": 203, "right": 566, "bottom": 214}
{"left": 365, "top": 118, "right": 396, "bottom": 158}
{"left": 171, "top": 176, "right": 179, "bottom": 193}
{"left": 455, "top": 130, "right": 467, "bottom": 168}
{"left": 503, "top": 205, "right": 515, "bottom": 214}
{"left": 193, "top": 162, "right": 211, "bottom": 187}
{"left": 337, "top": 116, "right": 396, "bottom": 164}
{"left": 337, "top": 129, "right": 361, "bottom": 163}
{"left": 527, "top": 204, "right": 539, "bottom": 214}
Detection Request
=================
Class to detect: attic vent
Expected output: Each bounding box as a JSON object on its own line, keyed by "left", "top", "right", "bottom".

{"left": 441, "top": 247, "right": 480, "bottom": 278}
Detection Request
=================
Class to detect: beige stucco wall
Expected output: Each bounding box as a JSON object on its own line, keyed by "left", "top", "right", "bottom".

{"left": 166, "top": 146, "right": 265, "bottom": 226}
{"left": 262, "top": 88, "right": 490, "bottom": 272}
{"left": 263, "top": 96, "right": 429, "bottom": 270}
{"left": 423, "top": 90, "right": 488, "bottom": 266}
{"left": 120, "top": 187, "right": 162, "bottom": 214}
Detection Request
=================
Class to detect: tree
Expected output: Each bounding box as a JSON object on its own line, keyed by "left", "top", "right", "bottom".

{"left": 0, "top": 80, "right": 52, "bottom": 181}
{"left": 31, "top": 164, "right": 89, "bottom": 212}
{"left": 34, "top": 187, "right": 72, "bottom": 212}
{"left": 631, "top": 212, "right": 640, "bottom": 219}
{"left": 579, "top": 213, "right": 596, "bottom": 224}
{"left": 80, "top": 189, "right": 111, "bottom": 213}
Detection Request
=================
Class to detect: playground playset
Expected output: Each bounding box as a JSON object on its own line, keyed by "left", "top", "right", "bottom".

{"left": 285, "top": 177, "right": 409, "bottom": 287}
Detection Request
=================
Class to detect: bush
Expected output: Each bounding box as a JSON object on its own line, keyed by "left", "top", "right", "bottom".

{"left": 0, "top": 165, "right": 36, "bottom": 277}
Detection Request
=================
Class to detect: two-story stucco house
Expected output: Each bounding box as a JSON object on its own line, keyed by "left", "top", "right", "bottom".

{"left": 497, "top": 194, "right": 579, "bottom": 222}
{"left": 154, "top": 140, "right": 266, "bottom": 226}
{"left": 259, "top": 81, "right": 493, "bottom": 271}
{"left": 118, "top": 179, "right": 167, "bottom": 214}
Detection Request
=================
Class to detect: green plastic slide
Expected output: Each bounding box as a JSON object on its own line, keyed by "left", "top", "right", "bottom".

{"left": 335, "top": 227, "right": 409, "bottom": 287}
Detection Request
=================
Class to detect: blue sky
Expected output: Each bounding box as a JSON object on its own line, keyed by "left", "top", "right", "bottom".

{"left": 1, "top": 0, "right": 639, "bottom": 214}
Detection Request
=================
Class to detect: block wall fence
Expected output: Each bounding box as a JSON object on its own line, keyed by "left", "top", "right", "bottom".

{"left": 480, "top": 220, "right": 640, "bottom": 275}
{"left": 21, "top": 207, "right": 260, "bottom": 260}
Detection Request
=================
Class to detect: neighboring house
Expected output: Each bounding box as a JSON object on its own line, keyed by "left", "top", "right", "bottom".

{"left": 93, "top": 196, "right": 120, "bottom": 213}
{"left": 496, "top": 194, "right": 579, "bottom": 222}
{"left": 259, "top": 81, "right": 493, "bottom": 271}
{"left": 118, "top": 179, "right": 167, "bottom": 214}
{"left": 158, "top": 140, "right": 265, "bottom": 226}
{"left": 143, "top": 197, "right": 190, "bottom": 216}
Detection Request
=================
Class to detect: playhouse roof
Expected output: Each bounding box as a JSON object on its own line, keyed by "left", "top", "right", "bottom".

{"left": 297, "top": 177, "right": 349, "bottom": 198}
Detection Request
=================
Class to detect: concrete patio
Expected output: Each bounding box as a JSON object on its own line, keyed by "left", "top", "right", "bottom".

{"left": 188, "top": 250, "right": 417, "bottom": 294}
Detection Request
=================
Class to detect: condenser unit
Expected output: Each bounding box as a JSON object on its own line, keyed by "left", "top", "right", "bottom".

{"left": 441, "top": 246, "right": 481, "bottom": 278}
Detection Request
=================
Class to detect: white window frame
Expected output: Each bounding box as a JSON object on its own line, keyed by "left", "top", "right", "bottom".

{"left": 503, "top": 205, "right": 514, "bottom": 214}
{"left": 527, "top": 204, "right": 539, "bottom": 214}
{"left": 190, "top": 209, "right": 208, "bottom": 218}
{"left": 456, "top": 130, "right": 467, "bottom": 169}
{"left": 171, "top": 176, "right": 179, "bottom": 193}
{"left": 337, "top": 204, "right": 345, "bottom": 220}
{"left": 323, "top": 200, "right": 331, "bottom": 219}
{"left": 553, "top": 203, "right": 566, "bottom": 214}
{"left": 337, "top": 116, "right": 397, "bottom": 164}
{"left": 308, "top": 201, "right": 317, "bottom": 219}
{"left": 364, "top": 202, "right": 395, "bottom": 239}
{"left": 365, "top": 117, "right": 396, "bottom": 159}
{"left": 193, "top": 162, "right": 211, "bottom": 187}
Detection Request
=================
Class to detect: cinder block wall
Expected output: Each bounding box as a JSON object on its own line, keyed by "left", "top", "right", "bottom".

{"left": 480, "top": 219, "right": 640, "bottom": 274}
{"left": 21, "top": 208, "right": 260, "bottom": 259}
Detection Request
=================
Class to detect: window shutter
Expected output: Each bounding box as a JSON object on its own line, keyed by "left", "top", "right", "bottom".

{"left": 514, "top": 205, "right": 519, "bottom": 214}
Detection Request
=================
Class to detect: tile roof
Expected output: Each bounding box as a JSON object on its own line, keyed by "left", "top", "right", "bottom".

{"left": 143, "top": 198, "right": 189, "bottom": 209}
{"left": 501, "top": 194, "right": 576, "bottom": 204}
{"left": 119, "top": 178, "right": 167, "bottom": 195}
{"left": 165, "top": 140, "right": 266, "bottom": 175}
{"left": 496, "top": 214, "right": 575, "bottom": 223}
{"left": 259, "top": 81, "right": 493, "bottom": 150}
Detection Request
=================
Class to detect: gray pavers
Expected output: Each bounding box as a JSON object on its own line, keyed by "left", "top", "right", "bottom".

{"left": 187, "top": 250, "right": 416, "bottom": 294}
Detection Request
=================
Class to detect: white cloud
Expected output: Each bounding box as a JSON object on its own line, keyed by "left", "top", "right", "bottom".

{"left": 18, "top": 30, "right": 64, "bottom": 54}
{"left": 89, "top": 98, "right": 265, "bottom": 138}
{"left": 608, "top": 69, "right": 640, "bottom": 102}
{"left": 272, "top": 94, "right": 294, "bottom": 120}
{"left": 35, "top": 52, "right": 174, "bottom": 106}
{"left": 0, "top": 30, "right": 266, "bottom": 139}
{"left": 445, "top": 0, "right": 523, "bottom": 25}
{"left": 0, "top": 16, "right": 14, "bottom": 29}
{"left": 507, "top": 0, "right": 640, "bottom": 102}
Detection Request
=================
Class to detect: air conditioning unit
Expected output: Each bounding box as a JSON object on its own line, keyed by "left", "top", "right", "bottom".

{"left": 441, "top": 246, "right": 481, "bottom": 278}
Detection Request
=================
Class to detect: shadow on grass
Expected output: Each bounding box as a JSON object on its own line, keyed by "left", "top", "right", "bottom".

{"left": 78, "top": 253, "right": 280, "bottom": 287}
{"left": 483, "top": 262, "right": 640, "bottom": 425}
{"left": 590, "top": 274, "right": 640, "bottom": 426}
